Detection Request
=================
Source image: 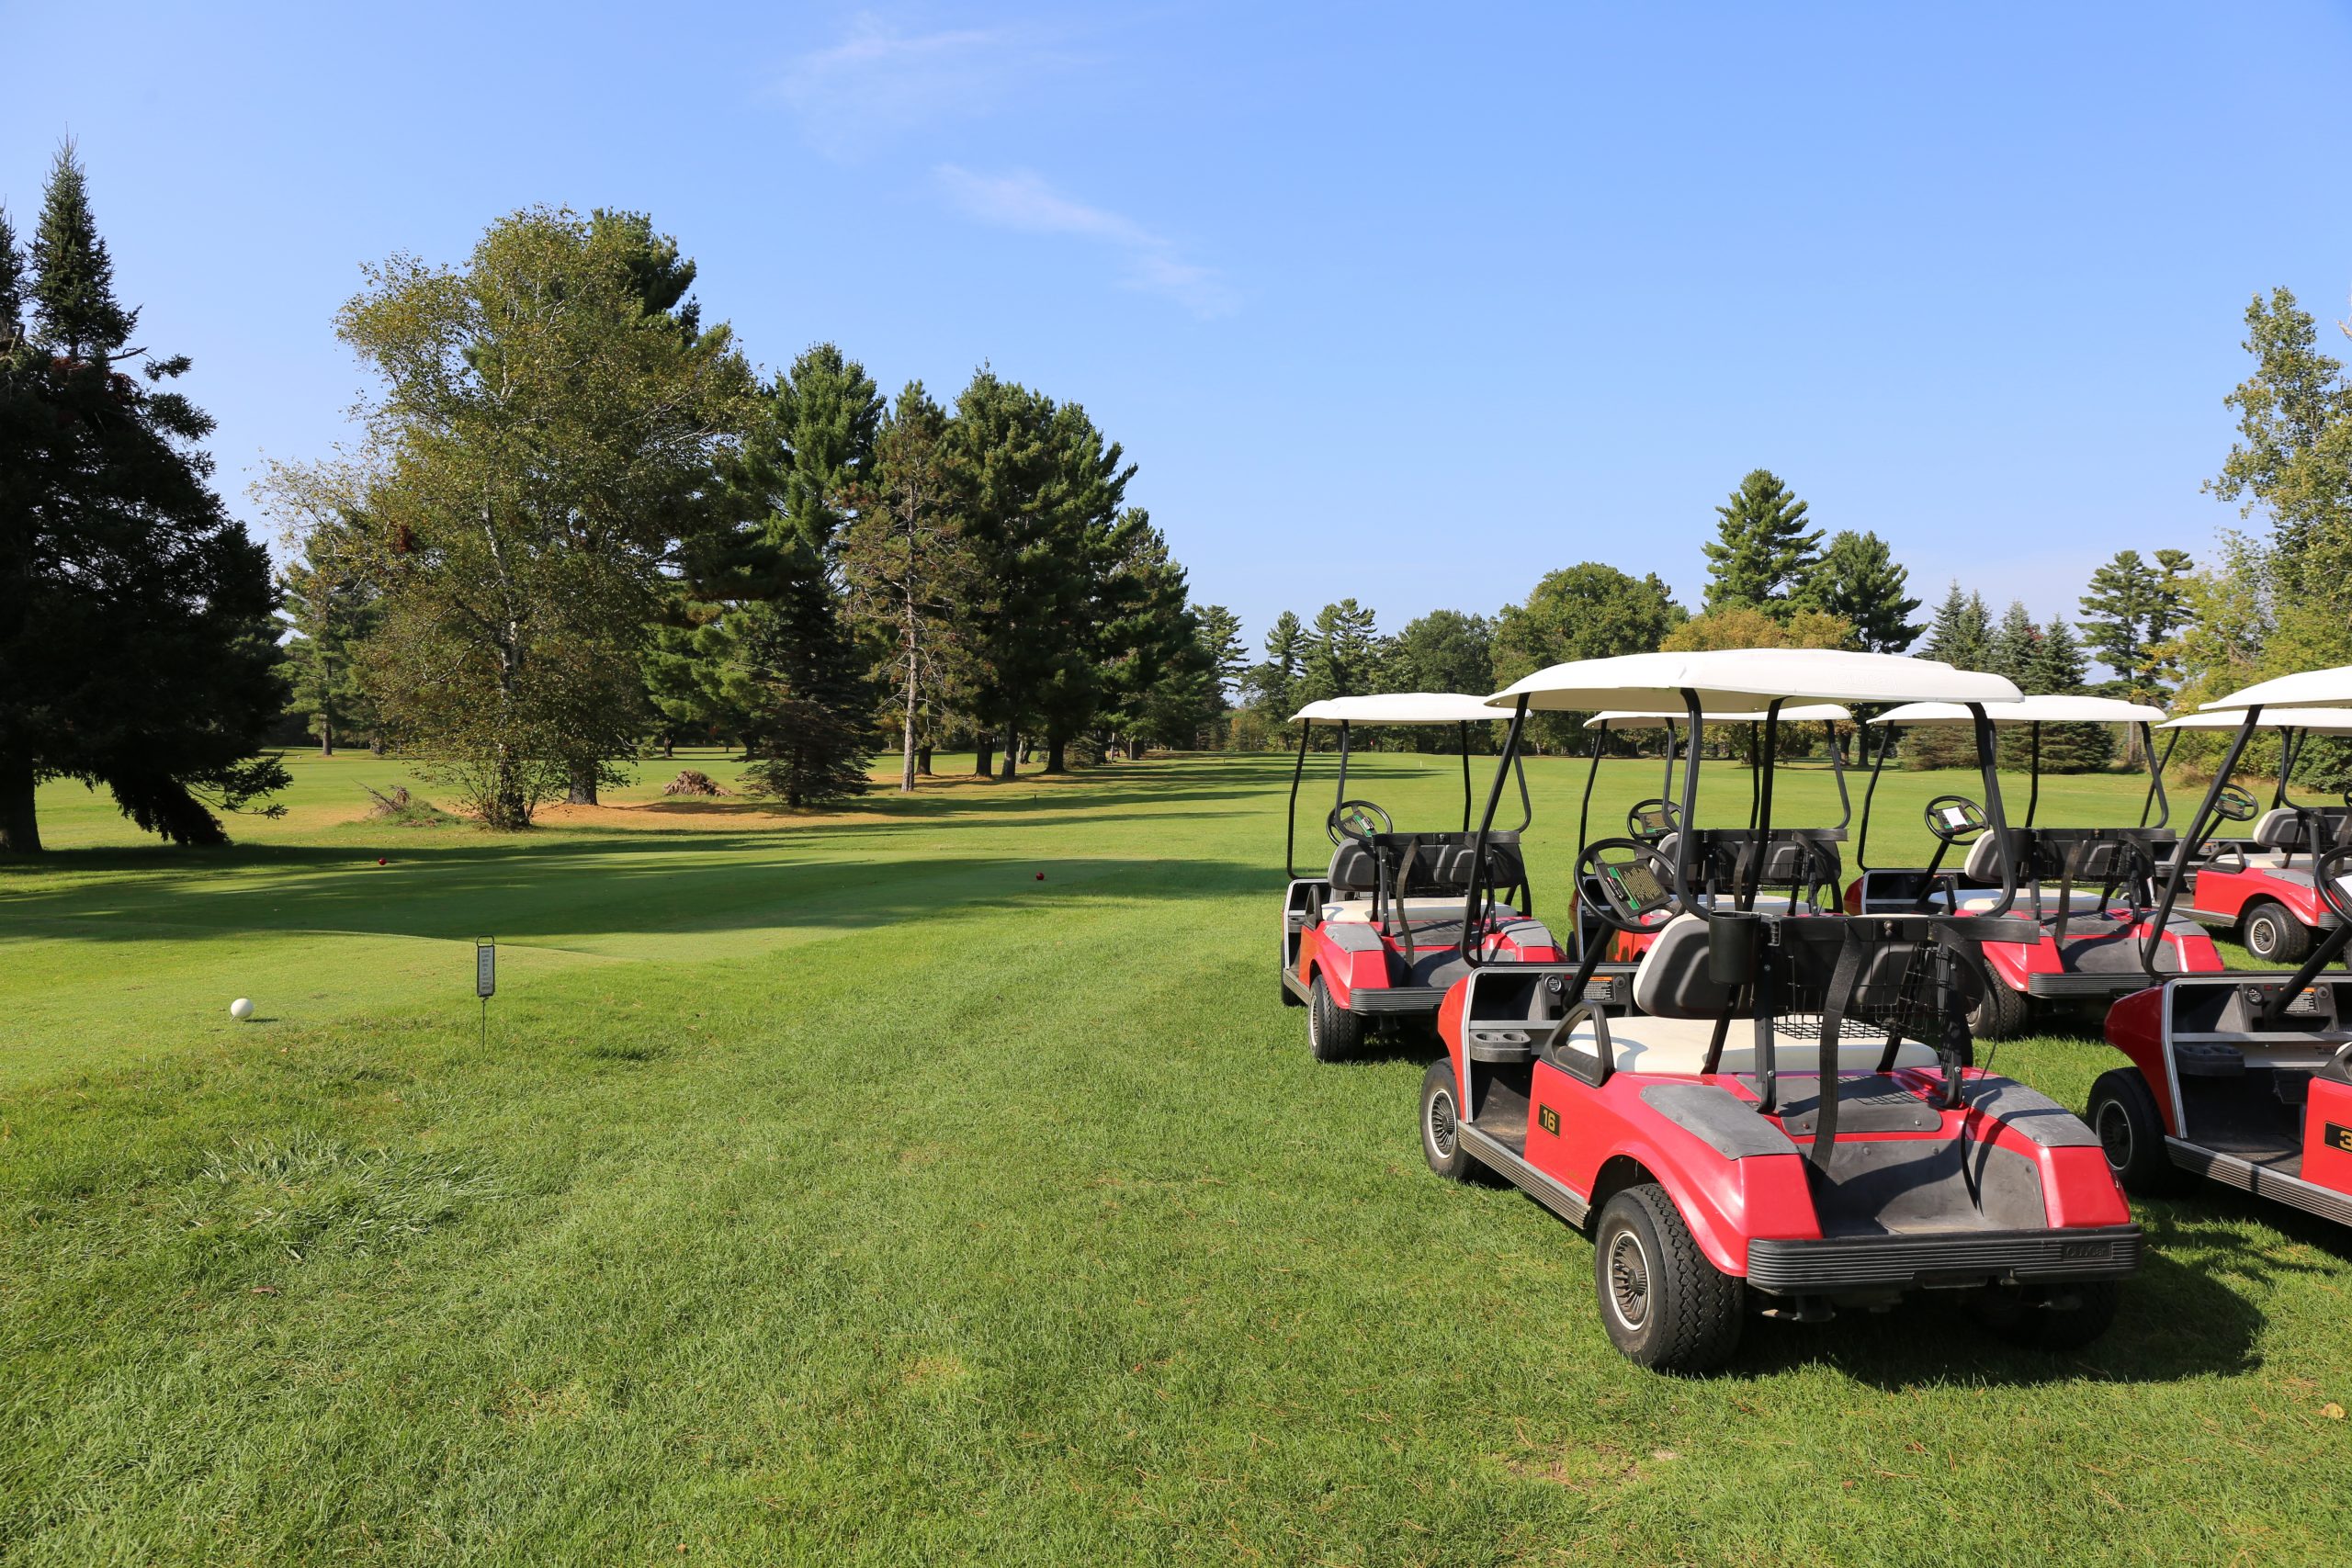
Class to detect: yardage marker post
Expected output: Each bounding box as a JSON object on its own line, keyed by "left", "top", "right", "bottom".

{"left": 475, "top": 937, "right": 495, "bottom": 1050}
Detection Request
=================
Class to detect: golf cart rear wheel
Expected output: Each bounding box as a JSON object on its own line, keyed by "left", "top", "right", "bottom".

{"left": 1969, "top": 963, "right": 2030, "bottom": 1042}
{"left": 2243, "top": 900, "right": 2312, "bottom": 964}
{"left": 1307, "top": 976, "right": 1364, "bottom": 1063}
{"left": 1965, "top": 1279, "right": 2121, "bottom": 1353}
{"left": 2087, "top": 1067, "right": 2193, "bottom": 1197}
{"left": 1419, "top": 1058, "right": 1484, "bottom": 1183}
{"left": 1591, "top": 1184, "right": 1744, "bottom": 1373}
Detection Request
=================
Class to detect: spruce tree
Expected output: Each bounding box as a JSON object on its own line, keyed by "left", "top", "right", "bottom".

{"left": 2031, "top": 616, "right": 2113, "bottom": 772}
{"left": 1795, "top": 530, "right": 1922, "bottom": 651}
{"left": 1, "top": 146, "right": 288, "bottom": 852}
{"left": 1701, "top": 469, "right": 1822, "bottom": 615}
{"left": 1921, "top": 582, "right": 1994, "bottom": 669}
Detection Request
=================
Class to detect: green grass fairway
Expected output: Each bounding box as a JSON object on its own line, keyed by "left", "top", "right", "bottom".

{"left": 5, "top": 750, "right": 2349, "bottom": 1563}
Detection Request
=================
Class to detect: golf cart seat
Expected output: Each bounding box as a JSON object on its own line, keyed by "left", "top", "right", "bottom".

{"left": 1556, "top": 915, "right": 1939, "bottom": 1077}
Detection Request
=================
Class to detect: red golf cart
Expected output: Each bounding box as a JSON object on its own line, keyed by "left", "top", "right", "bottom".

{"left": 1280, "top": 694, "right": 1562, "bottom": 1061}
{"left": 1846, "top": 696, "right": 2222, "bottom": 1039}
{"left": 1420, "top": 651, "right": 2139, "bottom": 1371}
{"left": 1573, "top": 705, "right": 1855, "bottom": 970}
{"left": 2143, "top": 706, "right": 2352, "bottom": 964}
{"left": 2093, "top": 671, "right": 2352, "bottom": 1224}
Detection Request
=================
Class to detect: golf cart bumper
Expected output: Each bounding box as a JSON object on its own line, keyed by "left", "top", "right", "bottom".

{"left": 1348, "top": 985, "right": 1449, "bottom": 1015}
{"left": 2024, "top": 974, "right": 2165, "bottom": 1000}
{"left": 1743, "top": 1224, "right": 2143, "bottom": 1294}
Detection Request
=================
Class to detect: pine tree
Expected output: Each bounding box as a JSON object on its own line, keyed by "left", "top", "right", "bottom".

{"left": 1795, "top": 530, "right": 1922, "bottom": 651}
{"left": 948, "top": 371, "right": 1134, "bottom": 777}
{"left": 1701, "top": 469, "right": 1822, "bottom": 616}
{"left": 841, "top": 381, "right": 976, "bottom": 791}
{"left": 1249, "top": 611, "right": 1308, "bottom": 724}
{"left": 1, "top": 145, "right": 290, "bottom": 852}
{"left": 719, "top": 345, "right": 884, "bottom": 806}
{"left": 2079, "top": 547, "right": 2197, "bottom": 702}
{"left": 1300, "top": 599, "right": 1380, "bottom": 706}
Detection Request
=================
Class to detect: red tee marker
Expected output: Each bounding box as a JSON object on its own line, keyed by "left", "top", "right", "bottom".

{"left": 377, "top": 857, "right": 388, "bottom": 866}
{"left": 1035, "top": 871, "right": 1046, "bottom": 881}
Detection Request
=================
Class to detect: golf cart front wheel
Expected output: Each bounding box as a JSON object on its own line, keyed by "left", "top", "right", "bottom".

{"left": 1307, "top": 976, "right": 1364, "bottom": 1063}
{"left": 1591, "top": 1184, "right": 1743, "bottom": 1373}
{"left": 1965, "top": 1279, "right": 2121, "bottom": 1353}
{"left": 2243, "top": 900, "right": 2312, "bottom": 964}
{"left": 2087, "top": 1067, "right": 2193, "bottom": 1197}
{"left": 1969, "top": 964, "right": 2030, "bottom": 1042}
{"left": 1419, "top": 1058, "right": 1484, "bottom": 1183}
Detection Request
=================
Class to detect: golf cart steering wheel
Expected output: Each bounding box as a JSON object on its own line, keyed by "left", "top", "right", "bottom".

{"left": 1577, "top": 838, "right": 1681, "bottom": 935}
{"left": 1624, "top": 797, "right": 1684, "bottom": 843}
{"left": 1924, "top": 795, "right": 1990, "bottom": 846}
{"left": 2316, "top": 845, "right": 2352, "bottom": 926}
{"left": 1327, "top": 799, "right": 1393, "bottom": 847}
{"left": 2211, "top": 784, "right": 2259, "bottom": 823}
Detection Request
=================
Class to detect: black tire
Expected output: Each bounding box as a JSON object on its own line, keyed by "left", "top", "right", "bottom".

{"left": 2242, "top": 900, "right": 2312, "bottom": 965}
{"left": 2087, "top": 1067, "right": 2194, "bottom": 1197}
{"left": 1965, "top": 1280, "right": 2121, "bottom": 1353}
{"left": 1307, "top": 975, "right": 1364, "bottom": 1063}
{"left": 1969, "top": 961, "right": 2030, "bottom": 1042}
{"left": 1591, "top": 1183, "right": 1744, "bottom": 1372}
{"left": 1419, "top": 1058, "right": 1484, "bottom": 1183}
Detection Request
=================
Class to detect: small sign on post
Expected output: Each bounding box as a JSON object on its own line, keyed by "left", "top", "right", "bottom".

{"left": 475, "top": 937, "right": 495, "bottom": 1049}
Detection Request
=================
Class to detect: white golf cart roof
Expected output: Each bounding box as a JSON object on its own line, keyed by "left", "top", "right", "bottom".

{"left": 2160, "top": 706, "right": 2352, "bottom": 737}
{"left": 1869, "top": 695, "right": 2166, "bottom": 728}
{"left": 1584, "top": 705, "right": 1853, "bottom": 728}
{"left": 2199, "top": 664, "right": 2352, "bottom": 713}
{"left": 1488, "top": 649, "right": 2019, "bottom": 714}
{"left": 1290, "top": 693, "right": 1505, "bottom": 725}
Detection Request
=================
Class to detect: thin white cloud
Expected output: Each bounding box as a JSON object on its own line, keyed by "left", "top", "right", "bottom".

{"left": 936, "top": 165, "right": 1236, "bottom": 320}
{"left": 776, "top": 17, "right": 1069, "bottom": 156}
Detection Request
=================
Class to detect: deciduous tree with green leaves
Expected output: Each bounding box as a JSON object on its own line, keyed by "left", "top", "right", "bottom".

{"left": 323, "top": 206, "right": 752, "bottom": 828}
{"left": 1492, "top": 563, "right": 1685, "bottom": 749}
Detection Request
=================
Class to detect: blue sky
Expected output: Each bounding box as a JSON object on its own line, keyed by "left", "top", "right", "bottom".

{"left": 7, "top": 1, "right": 2352, "bottom": 663}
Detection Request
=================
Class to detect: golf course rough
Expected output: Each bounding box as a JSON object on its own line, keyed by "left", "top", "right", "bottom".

{"left": 2, "top": 749, "right": 2346, "bottom": 1564}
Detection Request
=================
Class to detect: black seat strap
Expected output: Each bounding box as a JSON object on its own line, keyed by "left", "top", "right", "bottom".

{"left": 1807, "top": 922, "right": 1871, "bottom": 1168}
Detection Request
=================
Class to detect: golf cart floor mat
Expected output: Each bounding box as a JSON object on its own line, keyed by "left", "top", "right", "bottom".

{"left": 1470, "top": 1077, "right": 1531, "bottom": 1156}
{"left": 2181, "top": 1067, "right": 2315, "bottom": 1165}
{"left": 1806, "top": 1134, "right": 2049, "bottom": 1236}
{"left": 1758, "top": 1075, "right": 1942, "bottom": 1137}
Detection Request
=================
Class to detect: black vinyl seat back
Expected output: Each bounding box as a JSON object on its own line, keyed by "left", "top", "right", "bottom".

{"left": 1326, "top": 830, "right": 1529, "bottom": 906}
{"left": 1680, "top": 828, "right": 1845, "bottom": 906}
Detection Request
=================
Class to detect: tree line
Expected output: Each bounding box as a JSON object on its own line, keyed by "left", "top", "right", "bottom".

{"left": 1233, "top": 468, "right": 2201, "bottom": 773}
{"left": 263, "top": 212, "right": 1234, "bottom": 828}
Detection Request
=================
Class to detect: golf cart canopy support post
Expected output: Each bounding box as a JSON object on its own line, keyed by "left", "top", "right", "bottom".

{"left": 1284, "top": 692, "right": 1513, "bottom": 880}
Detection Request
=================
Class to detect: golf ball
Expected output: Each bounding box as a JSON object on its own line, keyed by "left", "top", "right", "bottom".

{"left": 229, "top": 998, "right": 254, "bottom": 1021}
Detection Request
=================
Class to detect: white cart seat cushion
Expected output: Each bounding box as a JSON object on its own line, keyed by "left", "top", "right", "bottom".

{"left": 1562, "top": 1014, "right": 1939, "bottom": 1077}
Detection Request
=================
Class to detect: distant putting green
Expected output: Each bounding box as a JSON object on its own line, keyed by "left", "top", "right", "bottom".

{"left": 3, "top": 749, "right": 2345, "bottom": 1564}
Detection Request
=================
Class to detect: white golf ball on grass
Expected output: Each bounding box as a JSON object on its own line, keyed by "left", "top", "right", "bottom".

{"left": 229, "top": 998, "right": 254, "bottom": 1021}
